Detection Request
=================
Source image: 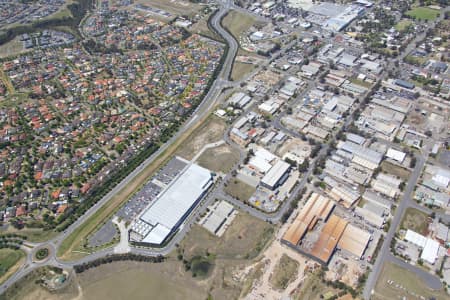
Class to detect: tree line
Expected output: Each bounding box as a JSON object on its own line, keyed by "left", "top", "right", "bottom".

{"left": 73, "top": 253, "right": 165, "bottom": 273}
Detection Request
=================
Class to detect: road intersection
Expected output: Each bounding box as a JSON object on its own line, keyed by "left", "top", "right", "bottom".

{"left": 1, "top": 2, "right": 449, "bottom": 299}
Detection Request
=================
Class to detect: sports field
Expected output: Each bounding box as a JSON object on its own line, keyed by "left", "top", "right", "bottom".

{"left": 406, "top": 7, "right": 440, "bottom": 21}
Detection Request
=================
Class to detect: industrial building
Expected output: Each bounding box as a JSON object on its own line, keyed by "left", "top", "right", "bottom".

{"left": 324, "top": 176, "right": 360, "bottom": 208}
{"left": 404, "top": 229, "right": 441, "bottom": 265}
{"left": 338, "top": 224, "right": 371, "bottom": 259}
{"left": 282, "top": 193, "right": 335, "bottom": 247}
{"left": 283, "top": 192, "right": 372, "bottom": 264}
{"left": 200, "top": 200, "right": 236, "bottom": 237}
{"left": 371, "top": 173, "right": 402, "bottom": 198}
{"left": 130, "top": 162, "right": 213, "bottom": 246}
{"left": 355, "top": 206, "right": 385, "bottom": 228}
{"left": 394, "top": 79, "right": 415, "bottom": 90}
{"left": 386, "top": 148, "right": 406, "bottom": 163}
{"left": 338, "top": 141, "right": 384, "bottom": 170}
{"left": 260, "top": 160, "right": 291, "bottom": 190}
{"left": 229, "top": 92, "right": 252, "bottom": 108}
{"left": 311, "top": 215, "right": 348, "bottom": 264}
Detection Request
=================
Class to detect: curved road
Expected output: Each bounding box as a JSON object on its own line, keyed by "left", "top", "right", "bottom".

{"left": 0, "top": 0, "right": 239, "bottom": 294}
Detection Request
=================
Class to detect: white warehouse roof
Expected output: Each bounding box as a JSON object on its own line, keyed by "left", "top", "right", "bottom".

{"left": 405, "top": 229, "right": 441, "bottom": 264}
{"left": 139, "top": 163, "right": 212, "bottom": 244}
{"left": 386, "top": 148, "right": 406, "bottom": 163}
{"left": 421, "top": 238, "right": 440, "bottom": 265}
{"left": 261, "top": 160, "right": 290, "bottom": 189}
{"left": 405, "top": 229, "right": 427, "bottom": 247}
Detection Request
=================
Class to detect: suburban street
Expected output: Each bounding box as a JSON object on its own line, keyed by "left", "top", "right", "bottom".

{"left": 362, "top": 154, "right": 431, "bottom": 298}
{"left": 0, "top": 0, "right": 239, "bottom": 293}
{"left": 1, "top": 1, "right": 449, "bottom": 299}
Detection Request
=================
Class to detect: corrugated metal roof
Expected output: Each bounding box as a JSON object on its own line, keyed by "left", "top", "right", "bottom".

{"left": 139, "top": 163, "right": 212, "bottom": 244}
{"left": 261, "top": 160, "right": 290, "bottom": 188}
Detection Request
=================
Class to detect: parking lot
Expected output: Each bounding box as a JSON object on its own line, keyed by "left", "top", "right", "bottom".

{"left": 88, "top": 220, "right": 118, "bottom": 248}
{"left": 115, "top": 157, "right": 188, "bottom": 222}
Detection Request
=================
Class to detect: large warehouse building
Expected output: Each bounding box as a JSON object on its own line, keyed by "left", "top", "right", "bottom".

{"left": 282, "top": 193, "right": 335, "bottom": 246}
{"left": 130, "top": 163, "right": 213, "bottom": 246}
{"left": 282, "top": 192, "right": 371, "bottom": 264}
{"left": 260, "top": 160, "right": 291, "bottom": 190}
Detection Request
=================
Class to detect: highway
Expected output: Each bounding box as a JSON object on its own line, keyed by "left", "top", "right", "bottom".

{"left": 0, "top": 0, "right": 239, "bottom": 294}
{"left": 3, "top": 1, "right": 448, "bottom": 297}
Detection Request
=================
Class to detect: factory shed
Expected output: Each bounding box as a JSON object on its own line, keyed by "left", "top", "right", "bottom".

{"left": 421, "top": 238, "right": 440, "bottom": 264}
{"left": 386, "top": 148, "right": 406, "bottom": 163}
{"left": 310, "top": 215, "right": 348, "bottom": 264}
{"left": 261, "top": 160, "right": 291, "bottom": 190}
{"left": 362, "top": 190, "right": 392, "bottom": 210}
{"left": 346, "top": 133, "right": 365, "bottom": 145}
{"left": 282, "top": 193, "right": 334, "bottom": 246}
{"left": 200, "top": 201, "right": 235, "bottom": 236}
{"left": 137, "top": 163, "right": 212, "bottom": 245}
{"left": 405, "top": 229, "right": 427, "bottom": 247}
{"left": 355, "top": 206, "right": 384, "bottom": 228}
{"left": 405, "top": 230, "right": 441, "bottom": 264}
{"left": 338, "top": 224, "right": 371, "bottom": 259}
{"left": 395, "top": 79, "right": 415, "bottom": 90}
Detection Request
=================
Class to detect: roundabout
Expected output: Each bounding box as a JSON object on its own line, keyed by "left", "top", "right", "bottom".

{"left": 32, "top": 246, "right": 51, "bottom": 263}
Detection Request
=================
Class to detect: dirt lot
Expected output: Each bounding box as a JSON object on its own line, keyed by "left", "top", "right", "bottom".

{"left": 231, "top": 62, "right": 257, "bottom": 81}
{"left": 293, "top": 270, "right": 341, "bottom": 300}
{"left": 253, "top": 69, "right": 283, "bottom": 87}
{"left": 224, "top": 179, "right": 256, "bottom": 202}
{"left": 175, "top": 116, "right": 227, "bottom": 161}
{"left": 180, "top": 212, "right": 274, "bottom": 260}
{"left": 400, "top": 207, "right": 430, "bottom": 235}
{"left": 373, "top": 261, "right": 448, "bottom": 300}
{"left": 270, "top": 254, "right": 299, "bottom": 290}
{"left": 381, "top": 161, "right": 411, "bottom": 181}
{"left": 222, "top": 10, "right": 259, "bottom": 40}
{"left": 78, "top": 261, "right": 206, "bottom": 300}
{"left": 196, "top": 144, "right": 240, "bottom": 173}
{"left": 0, "top": 267, "right": 79, "bottom": 300}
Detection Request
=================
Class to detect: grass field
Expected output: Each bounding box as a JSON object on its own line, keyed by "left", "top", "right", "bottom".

{"left": 224, "top": 179, "right": 256, "bottom": 202}
{"left": 80, "top": 261, "right": 205, "bottom": 300}
{"left": 196, "top": 144, "right": 240, "bottom": 173}
{"left": 394, "top": 20, "right": 413, "bottom": 32}
{"left": 406, "top": 7, "right": 440, "bottom": 21}
{"left": 3, "top": 227, "right": 59, "bottom": 243}
{"left": 381, "top": 161, "right": 411, "bottom": 181}
{"left": 0, "top": 37, "right": 25, "bottom": 59}
{"left": 190, "top": 16, "right": 224, "bottom": 42}
{"left": 400, "top": 207, "right": 429, "bottom": 235}
{"left": 222, "top": 10, "right": 259, "bottom": 39}
{"left": 180, "top": 212, "right": 274, "bottom": 260}
{"left": 270, "top": 254, "right": 299, "bottom": 290}
{"left": 175, "top": 115, "right": 227, "bottom": 161}
{"left": 7, "top": 212, "right": 275, "bottom": 300}
{"left": 0, "top": 249, "right": 25, "bottom": 281}
{"left": 373, "top": 261, "right": 448, "bottom": 300}
{"left": 135, "top": 0, "right": 201, "bottom": 18}
{"left": 231, "top": 62, "right": 257, "bottom": 81}
{"left": 58, "top": 113, "right": 223, "bottom": 261}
